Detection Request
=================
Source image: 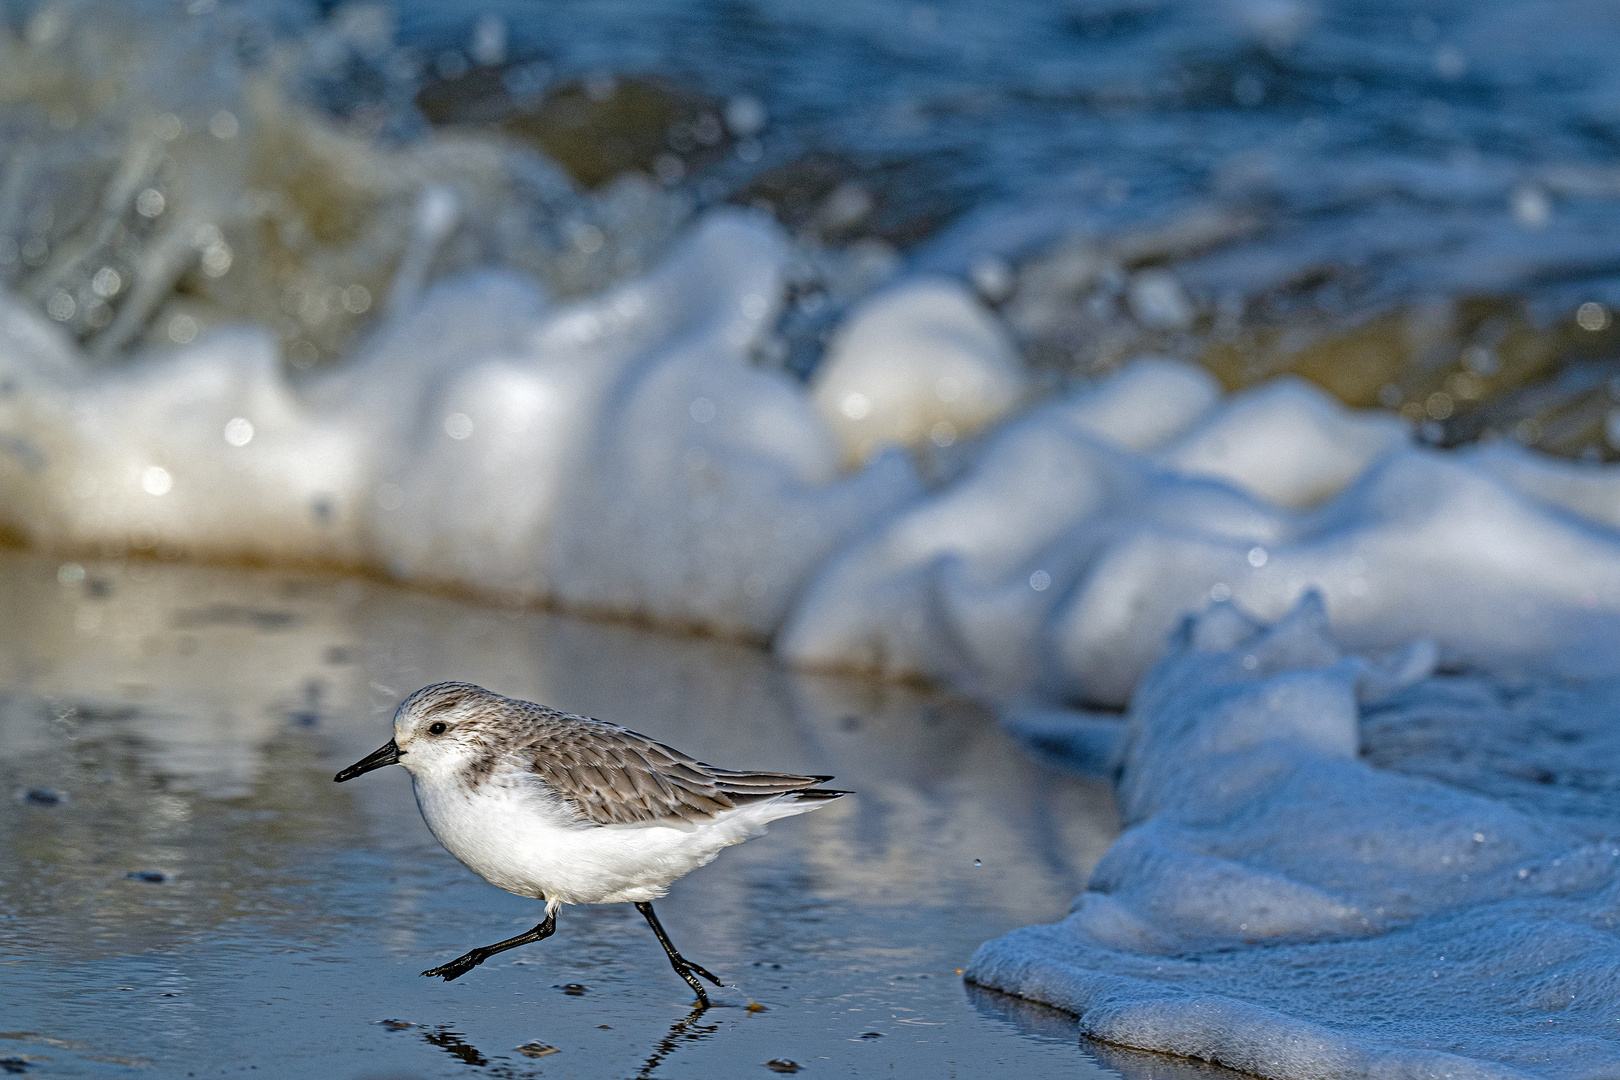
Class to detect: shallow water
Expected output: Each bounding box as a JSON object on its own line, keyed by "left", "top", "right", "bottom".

{"left": 0, "top": 550, "right": 1127, "bottom": 1078}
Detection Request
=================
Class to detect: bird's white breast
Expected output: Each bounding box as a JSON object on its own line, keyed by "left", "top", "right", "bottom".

{"left": 410, "top": 769, "right": 819, "bottom": 906}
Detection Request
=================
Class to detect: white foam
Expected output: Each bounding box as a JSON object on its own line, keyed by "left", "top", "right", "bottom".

{"left": 360, "top": 211, "right": 923, "bottom": 636}
{"left": 782, "top": 366, "right": 1620, "bottom": 702}
{"left": 1052, "top": 356, "right": 1221, "bottom": 452}
{"left": 0, "top": 210, "right": 919, "bottom": 636}
{"left": 810, "top": 278, "right": 1028, "bottom": 467}
{"left": 779, "top": 358, "right": 1261, "bottom": 691}
{"left": 0, "top": 296, "right": 371, "bottom": 564}
{"left": 1053, "top": 446, "right": 1620, "bottom": 703}
{"left": 969, "top": 595, "right": 1620, "bottom": 1079}
{"left": 1465, "top": 439, "right": 1620, "bottom": 531}
{"left": 1153, "top": 376, "right": 1409, "bottom": 507}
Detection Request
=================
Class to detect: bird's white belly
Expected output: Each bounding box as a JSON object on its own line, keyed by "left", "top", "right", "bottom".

{"left": 412, "top": 777, "right": 781, "bottom": 906}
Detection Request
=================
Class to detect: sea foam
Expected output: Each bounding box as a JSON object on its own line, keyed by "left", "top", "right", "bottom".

{"left": 779, "top": 357, "right": 1620, "bottom": 702}
{"left": 970, "top": 595, "right": 1620, "bottom": 1079}
{"left": 0, "top": 210, "right": 919, "bottom": 636}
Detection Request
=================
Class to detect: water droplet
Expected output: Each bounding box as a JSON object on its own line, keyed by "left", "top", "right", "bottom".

{"left": 1127, "top": 269, "right": 1192, "bottom": 329}
{"left": 208, "top": 110, "right": 239, "bottom": 139}
{"left": 470, "top": 12, "right": 507, "bottom": 66}
{"left": 201, "top": 241, "right": 232, "bottom": 277}
{"left": 572, "top": 224, "right": 604, "bottom": 254}
{"left": 1511, "top": 185, "right": 1550, "bottom": 229}
{"left": 725, "top": 95, "right": 766, "bottom": 137}
{"left": 341, "top": 285, "right": 372, "bottom": 314}
{"left": 840, "top": 392, "right": 871, "bottom": 420}
{"left": 224, "top": 418, "right": 254, "bottom": 446}
{"left": 91, "top": 267, "right": 122, "bottom": 298}
{"left": 141, "top": 466, "right": 173, "bottom": 496}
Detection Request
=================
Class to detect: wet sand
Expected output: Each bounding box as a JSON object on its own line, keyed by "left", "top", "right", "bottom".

{"left": 0, "top": 551, "right": 1133, "bottom": 1078}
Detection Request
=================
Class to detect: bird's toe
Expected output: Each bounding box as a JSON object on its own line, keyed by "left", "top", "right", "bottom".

{"left": 422, "top": 958, "right": 475, "bottom": 981}
{"left": 671, "top": 955, "right": 723, "bottom": 986}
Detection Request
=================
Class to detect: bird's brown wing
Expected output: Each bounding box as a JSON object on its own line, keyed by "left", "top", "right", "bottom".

{"left": 515, "top": 710, "right": 839, "bottom": 826}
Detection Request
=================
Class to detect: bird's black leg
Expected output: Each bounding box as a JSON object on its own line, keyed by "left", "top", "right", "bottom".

{"left": 422, "top": 909, "right": 557, "bottom": 982}
{"left": 635, "top": 902, "right": 723, "bottom": 1006}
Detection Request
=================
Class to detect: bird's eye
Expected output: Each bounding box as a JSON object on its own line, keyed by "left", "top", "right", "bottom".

{"left": 428, "top": 721, "right": 447, "bottom": 736}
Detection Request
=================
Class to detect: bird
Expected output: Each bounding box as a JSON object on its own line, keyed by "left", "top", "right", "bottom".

{"left": 334, "top": 681, "right": 847, "bottom": 1006}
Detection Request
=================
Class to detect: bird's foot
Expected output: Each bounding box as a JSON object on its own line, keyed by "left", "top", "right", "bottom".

{"left": 679, "top": 958, "right": 725, "bottom": 988}
{"left": 422, "top": 951, "right": 487, "bottom": 981}
{"left": 670, "top": 962, "right": 712, "bottom": 1006}
{"left": 670, "top": 955, "right": 724, "bottom": 1005}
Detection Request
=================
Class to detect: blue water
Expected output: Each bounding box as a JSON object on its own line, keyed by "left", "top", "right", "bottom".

{"left": 0, "top": 551, "right": 1121, "bottom": 1078}
{"left": 5, "top": 0, "right": 1618, "bottom": 383}
{"left": 395, "top": 0, "right": 1620, "bottom": 309}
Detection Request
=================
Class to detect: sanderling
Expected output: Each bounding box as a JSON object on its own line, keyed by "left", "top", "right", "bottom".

{"left": 335, "top": 681, "right": 846, "bottom": 1006}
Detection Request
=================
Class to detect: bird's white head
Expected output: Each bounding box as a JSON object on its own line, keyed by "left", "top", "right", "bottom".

{"left": 335, "top": 681, "right": 506, "bottom": 786}
{"left": 393, "top": 682, "right": 508, "bottom": 782}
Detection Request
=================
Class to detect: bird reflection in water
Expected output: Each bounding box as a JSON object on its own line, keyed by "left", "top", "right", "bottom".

{"left": 634, "top": 1005, "right": 722, "bottom": 1079}
{"left": 421, "top": 1026, "right": 487, "bottom": 1067}
{"left": 414, "top": 1006, "right": 722, "bottom": 1077}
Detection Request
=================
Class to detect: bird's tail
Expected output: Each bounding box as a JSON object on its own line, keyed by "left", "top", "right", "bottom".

{"left": 707, "top": 770, "right": 850, "bottom": 806}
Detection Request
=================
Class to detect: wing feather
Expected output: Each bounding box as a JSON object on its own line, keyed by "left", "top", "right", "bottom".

{"left": 506, "top": 704, "right": 840, "bottom": 825}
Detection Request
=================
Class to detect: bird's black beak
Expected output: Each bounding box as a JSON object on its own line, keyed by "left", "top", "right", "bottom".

{"left": 335, "top": 739, "right": 402, "bottom": 783}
